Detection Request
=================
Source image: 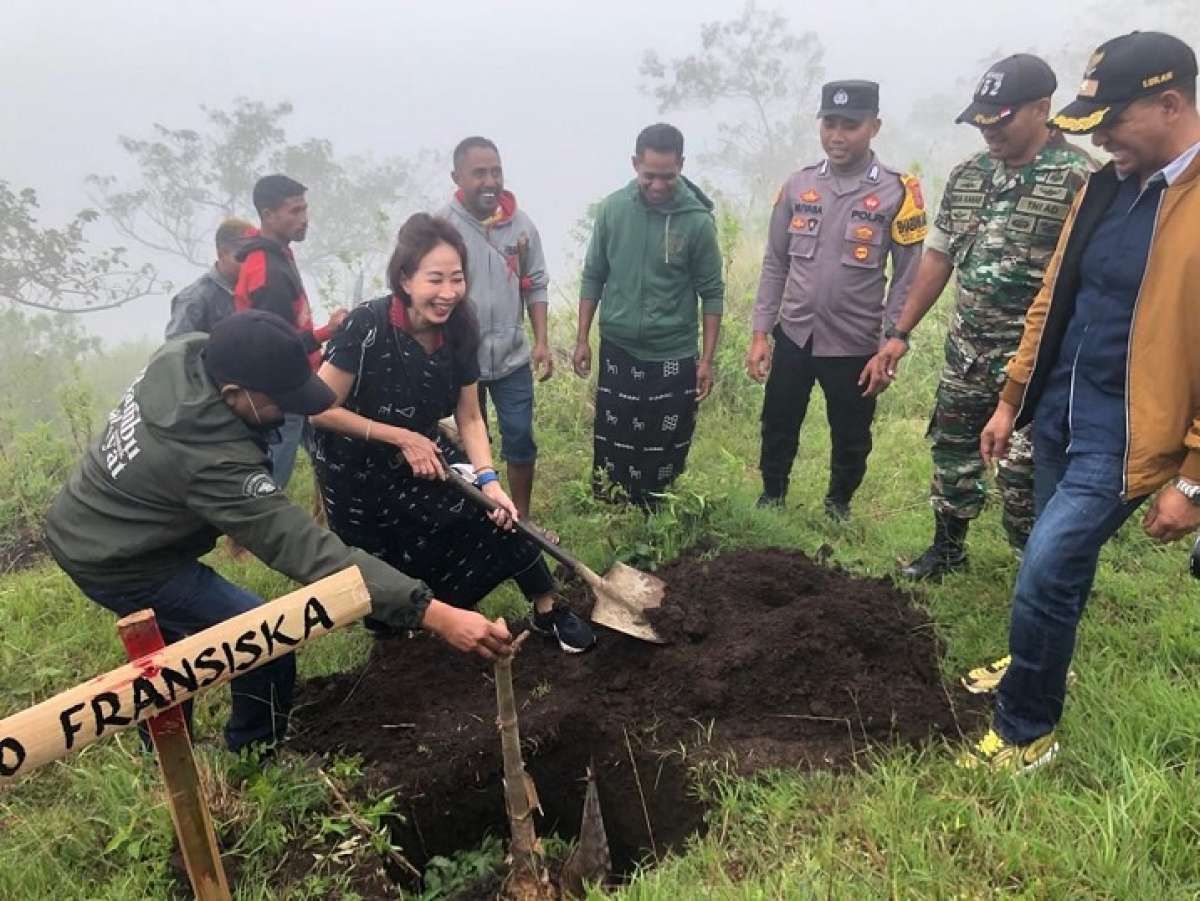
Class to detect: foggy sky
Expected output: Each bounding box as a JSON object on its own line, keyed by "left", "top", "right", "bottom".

{"left": 2, "top": 0, "right": 1192, "bottom": 343}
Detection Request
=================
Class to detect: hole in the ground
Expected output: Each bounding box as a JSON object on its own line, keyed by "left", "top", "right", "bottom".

{"left": 292, "top": 547, "right": 986, "bottom": 893}
{"left": 384, "top": 719, "right": 706, "bottom": 886}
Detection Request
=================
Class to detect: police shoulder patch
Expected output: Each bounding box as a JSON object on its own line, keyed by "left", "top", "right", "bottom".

{"left": 891, "top": 174, "right": 928, "bottom": 246}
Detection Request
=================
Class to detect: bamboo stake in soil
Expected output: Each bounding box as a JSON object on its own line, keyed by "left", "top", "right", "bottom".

{"left": 560, "top": 762, "right": 611, "bottom": 898}
{"left": 494, "top": 632, "right": 552, "bottom": 897}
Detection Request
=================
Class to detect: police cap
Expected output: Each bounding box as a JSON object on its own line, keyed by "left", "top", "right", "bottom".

{"left": 817, "top": 80, "right": 880, "bottom": 122}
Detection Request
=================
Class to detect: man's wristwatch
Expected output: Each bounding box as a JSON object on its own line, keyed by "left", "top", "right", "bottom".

{"left": 884, "top": 325, "right": 910, "bottom": 345}
{"left": 1174, "top": 476, "right": 1200, "bottom": 505}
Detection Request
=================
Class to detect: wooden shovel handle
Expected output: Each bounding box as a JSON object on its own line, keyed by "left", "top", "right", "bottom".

{"left": 441, "top": 463, "right": 581, "bottom": 572}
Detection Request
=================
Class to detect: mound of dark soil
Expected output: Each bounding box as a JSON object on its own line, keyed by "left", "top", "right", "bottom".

{"left": 291, "top": 548, "right": 982, "bottom": 882}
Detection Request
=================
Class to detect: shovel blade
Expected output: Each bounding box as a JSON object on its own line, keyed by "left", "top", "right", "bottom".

{"left": 588, "top": 562, "right": 667, "bottom": 644}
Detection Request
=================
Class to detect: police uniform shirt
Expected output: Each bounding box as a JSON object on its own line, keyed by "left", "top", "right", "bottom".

{"left": 752, "top": 153, "right": 927, "bottom": 356}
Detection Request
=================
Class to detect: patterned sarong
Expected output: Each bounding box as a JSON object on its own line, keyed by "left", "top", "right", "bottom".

{"left": 592, "top": 340, "right": 697, "bottom": 507}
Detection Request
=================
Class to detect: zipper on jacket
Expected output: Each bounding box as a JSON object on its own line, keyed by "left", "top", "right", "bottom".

{"left": 664, "top": 214, "right": 672, "bottom": 264}
{"left": 1119, "top": 186, "right": 1166, "bottom": 499}
{"left": 1065, "top": 325, "right": 1087, "bottom": 455}
{"left": 487, "top": 249, "right": 496, "bottom": 378}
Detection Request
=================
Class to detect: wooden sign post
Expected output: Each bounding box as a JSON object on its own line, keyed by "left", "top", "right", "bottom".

{"left": 0, "top": 566, "right": 371, "bottom": 786}
{"left": 118, "top": 609, "right": 231, "bottom": 901}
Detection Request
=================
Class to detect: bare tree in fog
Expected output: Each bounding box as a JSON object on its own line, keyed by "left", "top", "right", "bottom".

{"left": 0, "top": 181, "right": 159, "bottom": 313}
{"left": 640, "top": 1, "right": 825, "bottom": 210}
{"left": 87, "top": 98, "right": 441, "bottom": 304}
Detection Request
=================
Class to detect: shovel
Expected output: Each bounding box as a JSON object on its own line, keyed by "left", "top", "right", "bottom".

{"left": 441, "top": 463, "right": 666, "bottom": 643}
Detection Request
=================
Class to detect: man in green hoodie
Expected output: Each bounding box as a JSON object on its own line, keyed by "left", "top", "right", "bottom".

{"left": 44, "top": 311, "right": 512, "bottom": 755}
{"left": 573, "top": 123, "right": 725, "bottom": 506}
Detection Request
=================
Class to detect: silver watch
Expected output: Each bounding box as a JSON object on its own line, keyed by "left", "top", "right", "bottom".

{"left": 1174, "top": 477, "right": 1200, "bottom": 505}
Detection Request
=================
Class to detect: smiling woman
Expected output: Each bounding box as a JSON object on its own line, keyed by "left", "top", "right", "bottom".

{"left": 307, "top": 213, "right": 597, "bottom": 654}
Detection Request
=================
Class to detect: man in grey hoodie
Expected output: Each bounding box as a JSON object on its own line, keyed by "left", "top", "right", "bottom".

{"left": 440, "top": 137, "right": 551, "bottom": 519}
{"left": 45, "top": 311, "right": 512, "bottom": 755}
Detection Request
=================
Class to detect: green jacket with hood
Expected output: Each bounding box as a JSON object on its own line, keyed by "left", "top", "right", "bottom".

{"left": 44, "top": 336, "right": 433, "bottom": 628}
{"left": 580, "top": 176, "right": 725, "bottom": 362}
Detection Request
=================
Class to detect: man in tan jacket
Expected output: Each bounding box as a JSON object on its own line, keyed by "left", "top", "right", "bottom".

{"left": 959, "top": 31, "right": 1200, "bottom": 771}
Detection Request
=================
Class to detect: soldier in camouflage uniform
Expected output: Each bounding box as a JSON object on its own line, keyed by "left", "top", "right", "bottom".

{"left": 864, "top": 54, "right": 1094, "bottom": 579}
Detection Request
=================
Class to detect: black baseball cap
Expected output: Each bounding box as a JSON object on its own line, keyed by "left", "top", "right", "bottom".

{"left": 957, "top": 54, "right": 1057, "bottom": 127}
{"left": 1052, "top": 31, "right": 1199, "bottom": 134}
{"left": 817, "top": 80, "right": 880, "bottom": 122}
{"left": 203, "top": 310, "right": 336, "bottom": 415}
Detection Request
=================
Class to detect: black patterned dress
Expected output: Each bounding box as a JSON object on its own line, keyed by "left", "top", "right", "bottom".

{"left": 310, "top": 296, "right": 553, "bottom": 608}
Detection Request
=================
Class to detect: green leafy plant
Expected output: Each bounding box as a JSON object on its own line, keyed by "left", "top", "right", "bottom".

{"left": 420, "top": 835, "right": 505, "bottom": 900}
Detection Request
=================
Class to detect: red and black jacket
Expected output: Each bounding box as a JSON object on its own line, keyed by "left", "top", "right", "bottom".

{"left": 234, "top": 235, "right": 332, "bottom": 369}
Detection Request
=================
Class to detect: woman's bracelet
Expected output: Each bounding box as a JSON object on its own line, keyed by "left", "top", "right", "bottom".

{"left": 474, "top": 465, "right": 496, "bottom": 476}
{"left": 475, "top": 470, "right": 500, "bottom": 488}
{"left": 364, "top": 420, "right": 374, "bottom": 443}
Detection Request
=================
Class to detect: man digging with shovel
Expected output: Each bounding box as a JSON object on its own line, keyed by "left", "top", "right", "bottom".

{"left": 44, "top": 311, "right": 513, "bottom": 759}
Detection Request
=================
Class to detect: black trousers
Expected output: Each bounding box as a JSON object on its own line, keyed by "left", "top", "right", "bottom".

{"left": 758, "top": 327, "right": 876, "bottom": 501}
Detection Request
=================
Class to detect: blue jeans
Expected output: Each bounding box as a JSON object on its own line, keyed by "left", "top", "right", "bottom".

{"left": 478, "top": 364, "right": 537, "bottom": 464}
{"left": 78, "top": 563, "right": 296, "bottom": 753}
{"left": 994, "top": 432, "right": 1145, "bottom": 744}
{"left": 268, "top": 413, "right": 306, "bottom": 489}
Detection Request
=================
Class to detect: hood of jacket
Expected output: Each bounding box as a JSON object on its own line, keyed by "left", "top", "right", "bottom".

{"left": 627, "top": 175, "right": 715, "bottom": 216}
{"left": 235, "top": 233, "right": 290, "bottom": 264}
{"left": 449, "top": 189, "right": 520, "bottom": 231}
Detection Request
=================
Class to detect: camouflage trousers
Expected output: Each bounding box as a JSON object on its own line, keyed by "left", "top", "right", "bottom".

{"left": 927, "top": 363, "right": 1034, "bottom": 550}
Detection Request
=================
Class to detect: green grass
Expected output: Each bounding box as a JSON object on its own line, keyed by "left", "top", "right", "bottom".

{"left": 3, "top": 239, "right": 1200, "bottom": 897}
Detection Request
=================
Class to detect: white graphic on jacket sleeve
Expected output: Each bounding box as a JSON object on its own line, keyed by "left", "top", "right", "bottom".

{"left": 102, "top": 373, "right": 146, "bottom": 479}
{"left": 241, "top": 472, "right": 279, "bottom": 497}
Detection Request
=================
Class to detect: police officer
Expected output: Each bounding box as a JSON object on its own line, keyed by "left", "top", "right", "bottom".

{"left": 864, "top": 55, "right": 1094, "bottom": 577}
{"left": 748, "top": 80, "right": 927, "bottom": 518}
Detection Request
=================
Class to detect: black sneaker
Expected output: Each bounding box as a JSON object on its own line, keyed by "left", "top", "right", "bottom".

{"left": 531, "top": 603, "right": 597, "bottom": 654}
{"left": 756, "top": 493, "right": 785, "bottom": 509}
